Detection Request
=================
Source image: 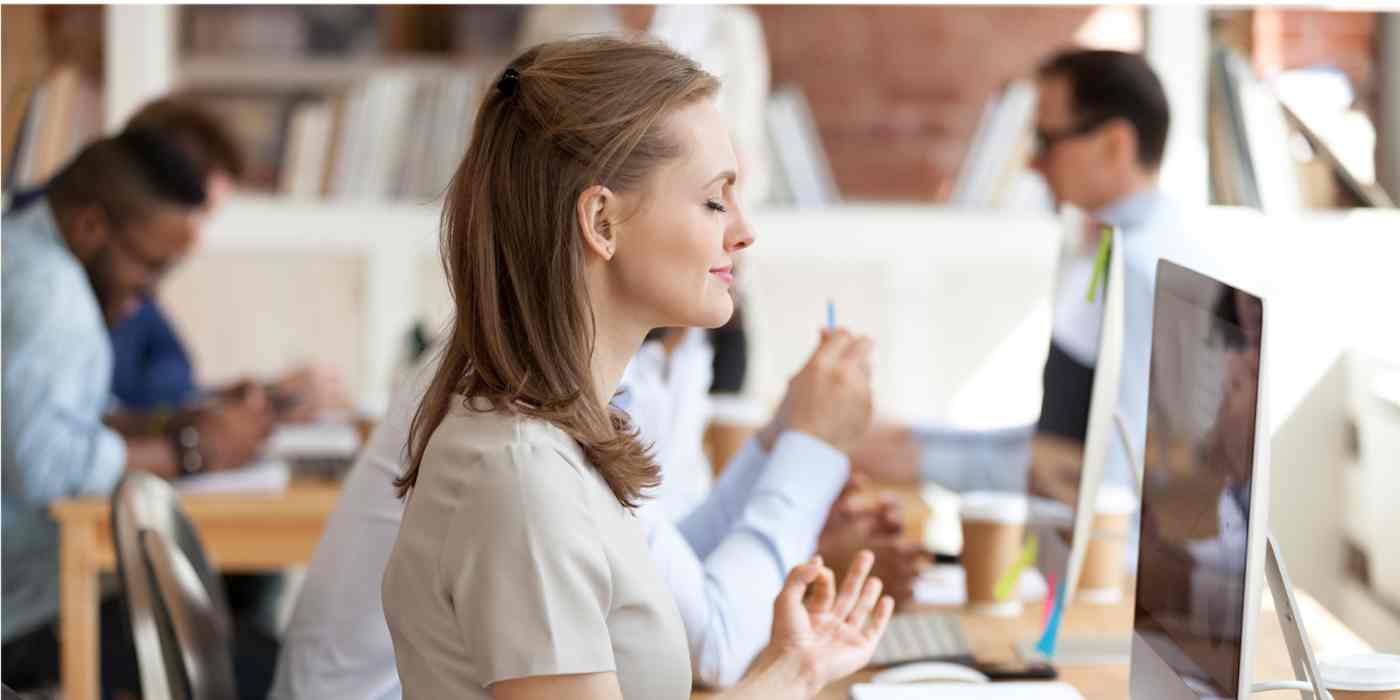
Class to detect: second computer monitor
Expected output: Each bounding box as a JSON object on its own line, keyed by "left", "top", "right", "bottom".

{"left": 1129, "top": 259, "right": 1270, "bottom": 700}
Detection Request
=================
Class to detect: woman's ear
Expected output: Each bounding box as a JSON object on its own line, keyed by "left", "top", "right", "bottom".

{"left": 577, "top": 184, "right": 618, "bottom": 262}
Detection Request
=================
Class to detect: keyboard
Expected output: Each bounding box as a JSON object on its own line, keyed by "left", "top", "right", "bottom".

{"left": 869, "top": 612, "right": 975, "bottom": 668}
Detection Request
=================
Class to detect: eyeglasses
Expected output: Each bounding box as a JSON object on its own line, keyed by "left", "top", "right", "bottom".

{"left": 1033, "top": 116, "right": 1112, "bottom": 158}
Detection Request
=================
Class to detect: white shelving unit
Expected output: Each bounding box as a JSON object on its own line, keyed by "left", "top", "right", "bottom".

{"left": 177, "top": 55, "right": 503, "bottom": 92}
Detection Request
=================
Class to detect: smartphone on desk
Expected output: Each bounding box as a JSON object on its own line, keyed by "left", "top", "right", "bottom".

{"left": 266, "top": 385, "right": 303, "bottom": 417}
{"left": 971, "top": 659, "right": 1058, "bottom": 682}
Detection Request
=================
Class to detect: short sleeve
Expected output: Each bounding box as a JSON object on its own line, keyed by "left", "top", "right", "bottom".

{"left": 443, "top": 441, "right": 616, "bottom": 687}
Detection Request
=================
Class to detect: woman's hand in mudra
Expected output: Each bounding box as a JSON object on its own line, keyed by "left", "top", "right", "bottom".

{"left": 762, "top": 550, "right": 895, "bottom": 695}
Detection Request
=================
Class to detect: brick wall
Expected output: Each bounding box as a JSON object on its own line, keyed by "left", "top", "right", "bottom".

{"left": 754, "top": 6, "right": 1099, "bottom": 201}
{"left": 1254, "top": 10, "right": 1378, "bottom": 85}
{"left": 1251, "top": 9, "right": 1381, "bottom": 113}
{"left": 754, "top": 6, "right": 1385, "bottom": 203}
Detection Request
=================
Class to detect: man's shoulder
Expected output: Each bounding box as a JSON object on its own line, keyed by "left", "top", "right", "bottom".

{"left": 3, "top": 213, "right": 104, "bottom": 341}
{"left": 3, "top": 208, "right": 88, "bottom": 296}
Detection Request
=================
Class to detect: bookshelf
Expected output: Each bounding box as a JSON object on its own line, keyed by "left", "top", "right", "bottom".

{"left": 94, "top": 5, "right": 516, "bottom": 202}
{"left": 177, "top": 56, "right": 479, "bottom": 91}
{"left": 83, "top": 6, "right": 505, "bottom": 412}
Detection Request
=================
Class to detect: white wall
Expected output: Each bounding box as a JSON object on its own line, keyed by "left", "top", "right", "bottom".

{"left": 164, "top": 198, "right": 1400, "bottom": 644}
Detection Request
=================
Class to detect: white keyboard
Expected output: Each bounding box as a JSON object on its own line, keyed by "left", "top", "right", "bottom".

{"left": 870, "top": 612, "right": 974, "bottom": 668}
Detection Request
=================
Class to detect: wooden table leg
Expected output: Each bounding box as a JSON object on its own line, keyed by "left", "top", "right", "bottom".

{"left": 61, "top": 520, "right": 100, "bottom": 700}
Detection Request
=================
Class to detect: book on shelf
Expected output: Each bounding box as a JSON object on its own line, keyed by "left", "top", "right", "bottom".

{"left": 3, "top": 65, "right": 102, "bottom": 191}
{"left": 280, "top": 100, "right": 335, "bottom": 198}
{"left": 183, "top": 6, "right": 378, "bottom": 58}
{"left": 206, "top": 66, "right": 487, "bottom": 202}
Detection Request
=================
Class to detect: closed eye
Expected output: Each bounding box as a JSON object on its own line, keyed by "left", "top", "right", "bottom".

{"left": 705, "top": 199, "right": 728, "bottom": 213}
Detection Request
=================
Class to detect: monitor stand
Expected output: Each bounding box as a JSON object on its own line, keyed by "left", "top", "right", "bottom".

{"left": 1014, "top": 411, "right": 1142, "bottom": 667}
{"left": 1017, "top": 535, "right": 1332, "bottom": 689}
{"left": 1017, "top": 635, "right": 1132, "bottom": 667}
{"left": 1249, "top": 535, "right": 1330, "bottom": 699}
{"left": 1022, "top": 415, "right": 1328, "bottom": 685}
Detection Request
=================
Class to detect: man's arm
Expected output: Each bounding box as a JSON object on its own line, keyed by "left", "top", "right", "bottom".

{"left": 675, "top": 435, "right": 769, "bottom": 559}
{"left": 2, "top": 279, "right": 131, "bottom": 503}
{"left": 643, "top": 431, "right": 850, "bottom": 688}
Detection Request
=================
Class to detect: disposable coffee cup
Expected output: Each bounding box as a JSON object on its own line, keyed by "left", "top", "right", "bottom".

{"left": 960, "top": 491, "right": 1028, "bottom": 617}
{"left": 1078, "top": 485, "right": 1138, "bottom": 605}
{"left": 1321, "top": 654, "right": 1400, "bottom": 700}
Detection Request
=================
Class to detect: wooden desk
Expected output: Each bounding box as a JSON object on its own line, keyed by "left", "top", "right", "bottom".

{"left": 698, "top": 485, "right": 1373, "bottom": 699}
{"left": 794, "top": 581, "right": 1371, "bottom": 699}
{"left": 49, "top": 482, "right": 340, "bottom": 700}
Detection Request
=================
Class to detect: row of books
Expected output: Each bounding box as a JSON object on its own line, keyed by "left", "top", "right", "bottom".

{"left": 268, "top": 68, "right": 488, "bottom": 201}
{"left": 3, "top": 66, "right": 103, "bottom": 191}
{"left": 182, "top": 6, "right": 526, "bottom": 59}
{"left": 183, "top": 5, "right": 380, "bottom": 58}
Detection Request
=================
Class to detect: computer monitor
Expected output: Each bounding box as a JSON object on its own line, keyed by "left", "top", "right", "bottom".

{"left": 1058, "top": 226, "right": 1126, "bottom": 604}
{"left": 1025, "top": 225, "right": 1127, "bottom": 608}
{"left": 1129, "top": 259, "right": 1270, "bottom": 700}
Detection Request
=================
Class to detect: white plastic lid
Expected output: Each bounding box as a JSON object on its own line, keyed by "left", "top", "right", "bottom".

{"left": 1320, "top": 654, "right": 1400, "bottom": 691}
{"left": 960, "top": 491, "right": 1029, "bottom": 524}
{"left": 1095, "top": 485, "right": 1139, "bottom": 515}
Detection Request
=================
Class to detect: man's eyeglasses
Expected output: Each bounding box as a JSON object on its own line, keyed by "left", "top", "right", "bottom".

{"left": 1033, "top": 116, "right": 1112, "bottom": 158}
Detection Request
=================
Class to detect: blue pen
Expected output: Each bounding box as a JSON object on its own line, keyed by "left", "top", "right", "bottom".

{"left": 826, "top": 300, "right": 835, "bottom": 330}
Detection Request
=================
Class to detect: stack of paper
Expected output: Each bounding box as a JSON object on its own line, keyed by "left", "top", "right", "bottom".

{"left": 176, "top": 459, "right": 291, "bottom": 495}
{"left": 266, "top": 420, "right": 362, "bottom": 460}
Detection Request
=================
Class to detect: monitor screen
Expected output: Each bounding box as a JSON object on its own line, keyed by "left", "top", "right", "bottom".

{"left": 1132, "top": 262, "right": 1263, "bottom": 698}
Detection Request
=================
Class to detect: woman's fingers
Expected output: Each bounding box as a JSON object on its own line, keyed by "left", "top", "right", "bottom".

{"left": 804, "top": 561, "right": 837, "bottom": 616}
{"left": 832, "top": 550, "right": 874, "bottom": 621}
{"left": 847, "top": 575, "right": 884, "bottom": 630}
{"left": 866, "top": 595, "right": 896, "bottom": 640}
{"left": 778, "top": 559, "right": 823, "bottom": 618}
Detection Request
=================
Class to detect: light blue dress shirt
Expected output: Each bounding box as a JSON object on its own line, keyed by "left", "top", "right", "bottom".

{"left": 918, "top": 187, "right": 1180, "bottom": 501}
{"left": 2, "top": 200, "right": 127, "bottom": 642}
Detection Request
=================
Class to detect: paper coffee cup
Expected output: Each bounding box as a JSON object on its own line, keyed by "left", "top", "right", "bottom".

{"left": 1321, "top": 654, "right": 1400, "bottom": 700}
{"left": 960, "top": 492, "right": 1028, "bottom": 617}
{"left": 1078, "top": 485, "right": 1138, "bottom": 604}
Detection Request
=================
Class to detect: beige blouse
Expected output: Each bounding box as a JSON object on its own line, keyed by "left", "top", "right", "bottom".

{"left": 382, "top": 400, "right": 692, "bottom": 699}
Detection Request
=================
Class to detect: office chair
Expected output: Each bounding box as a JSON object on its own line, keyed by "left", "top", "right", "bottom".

{"left": 111, "top": 472, "right": 234, "bottom": 700}
{"left": 141, "top": 529, "right": 238, "bottom": 700}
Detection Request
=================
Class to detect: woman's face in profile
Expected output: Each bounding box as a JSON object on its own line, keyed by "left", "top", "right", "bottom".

{"left": 610, "top": 98, "right": 754, "bottom": 331}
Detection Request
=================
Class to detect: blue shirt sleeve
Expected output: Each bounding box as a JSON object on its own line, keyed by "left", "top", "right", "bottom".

{"left": 2, "top": 268, "right": 126, "bottom": 505}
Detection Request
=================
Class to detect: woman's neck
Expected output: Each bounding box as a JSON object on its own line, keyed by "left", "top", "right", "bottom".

{"left": 588, "top": 305, "right": 649, "bottom": 410}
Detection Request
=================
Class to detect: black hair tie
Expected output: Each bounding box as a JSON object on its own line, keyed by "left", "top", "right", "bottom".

{"left": 497, "top": 68, "right": 520, "bottom": 97}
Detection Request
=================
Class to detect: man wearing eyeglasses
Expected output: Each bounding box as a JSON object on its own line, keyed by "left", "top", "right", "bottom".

{"left": 853, "top": 50, "right": 1177, "bottom": 519}
{"left": 0, "top": 129, "right": 273, "bottom": 696}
